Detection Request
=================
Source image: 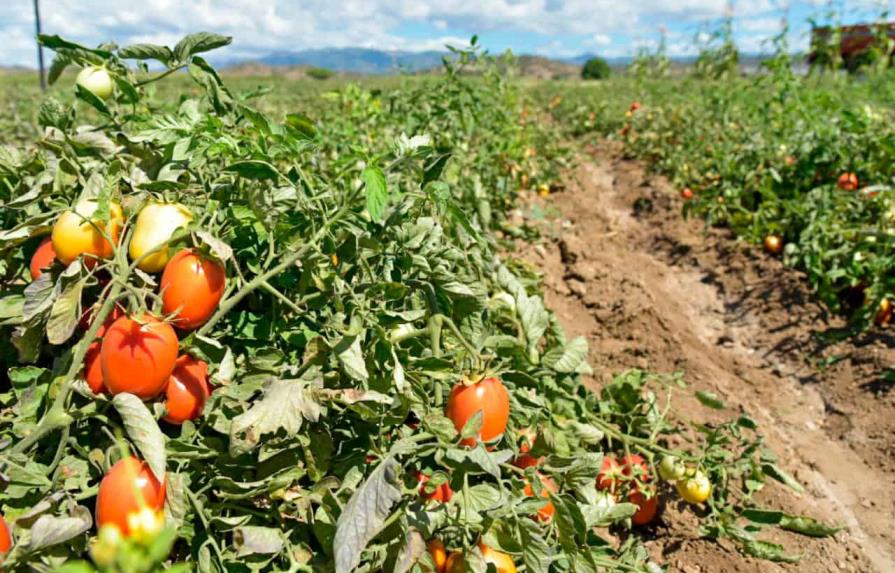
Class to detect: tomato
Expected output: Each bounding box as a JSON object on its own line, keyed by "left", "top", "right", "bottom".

{"left": 417, "top": 471, "right": 453, "bottom": 503}
{"left": 837, "top": 172, "right": 859, "bottom": 191}
{"left": 597, "top": 455, "right": 622, "bottom": 492}
{"left": 0, "top": 514, "right": 11, "bottom": 554}
{"left": 163, "top": 355, "right": 210, "bottom": 424}
{"left": 83, "top": 311, "right": 125, "bottom": 394}
{"left": 445, "top": 545, "right": 516, "bottom": 573}
{"left": 52, "top": 200, "right": 123, "bottom": 265}
{"left": 681, "top": 187, "right": 694, "bottom": 200}
{"left": 628, "top": 486, "right": 659, "bottom": 526}
{"left": 160, "top": 249, "right": 226, "bottom": 330}
{"left": 101, "top": 314, "right": 179, "bottom": 399}
{"left": 763, "top": 234, "right": 783, "bottom": 255}
{"left": 629, "top": 101, "right": 642, "bottom": 112}
{"left": 875, "top": 298, "right": 892, "bottom": 327}
{"left": 620, "top": 454, "right": 651, "bottom": 483}
{"left": 76, "top": 66, "right": 114, "bottom": 100}
{"left": 129, "top": 202, "right": 193, "bottom": 273}
{"left": 95, "top": 456, "right": 166, "bottom": 536}
{"left": 658, "top": 455, "right": 686, "bottom": 481}
{"left": 676, "top": 469, "right": 712, "bottom": 504}
{"left": 427, "top": 539, "right": 448, "bottom": 573}
{"left": 523, "top": 473, "right": 558, "bottom": 522}
{"left": 445, "top": 376, "right": 510, "bottom": 447}
{"left": 29, "top": 237, "right": 57, "bottom": 280}
{"left": 513, "top": 428, "right": 543, "bottom": 468}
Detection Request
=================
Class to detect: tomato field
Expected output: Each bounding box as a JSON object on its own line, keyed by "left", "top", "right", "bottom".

{"left": 0, "top": 29, "right": 891, "bottom": 573}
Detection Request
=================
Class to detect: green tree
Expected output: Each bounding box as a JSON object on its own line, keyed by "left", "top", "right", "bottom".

{"left": 581, "top": 56, "right": 611, "bottom": 80}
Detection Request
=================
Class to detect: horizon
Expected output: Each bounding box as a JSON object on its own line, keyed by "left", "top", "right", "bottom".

{"left": 0, "top": 1, "right": 890, "bottom": 70}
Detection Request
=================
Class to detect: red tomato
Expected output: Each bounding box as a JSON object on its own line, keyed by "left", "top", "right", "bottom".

{"left": 95, "top": 456, "right": 166, "bottom": 536}
{"left": 628, "top": 486, "right": 659, "bottom": 526}
{"left": 160, "top": 249, "right": 226, "bottom": 330}
{"left": 29, "top": 237, "right": 56, "bottom": 280}
{"left": 620, "top": 454, "right": 651, "bottom": 483}
{"left": 837, "top": 172, "right": 859, "bottom": 191}
{"left": 513, "top": 454, "right": 542, "bottom": 469}
{"left": 0, "top": 514, "right": 11, "bottom": 553}
{"left": 681, "top": 188, "right": 694, "bottom": 200}
{"left": 82, "top": 306, "right": 125, "bottom": 394}
{"left": 101, "top": 314, "right": 179, "bottom": 399}
{"left": 523, "top": 473, "right": 558, "bottom": 522}
{"left": 513, "top": 428, "right": 543, "bottom": 468}
{"left": 163, "top": 355, "right": 210, "bottom": 424}
{"left": 417, "top": 472, "right": 453, "bottom": 503}
{"left": 445, "top": 376, "right": 510, "bottom": 447}
{"left": 597, "top": 455, "right": 622, "bottom": 492}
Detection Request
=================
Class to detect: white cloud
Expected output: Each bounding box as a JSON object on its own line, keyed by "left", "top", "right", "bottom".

{"left": 0, "top": 0, "right": 834, "bottom": 67}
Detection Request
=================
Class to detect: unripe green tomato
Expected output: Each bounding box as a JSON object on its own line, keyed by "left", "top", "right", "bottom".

{"left": 76, "top": 66, "right": 114, "bottom": 100}
{"left": 676, "top": 469, "right": 712, "bottom": 504}
{"left": 658, "top": 455, "right": 686, "bottom": 481}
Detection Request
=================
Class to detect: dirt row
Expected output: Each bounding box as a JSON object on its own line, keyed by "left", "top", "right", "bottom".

{"left": 512, "top": 143, "right": 894, "bottom": 572}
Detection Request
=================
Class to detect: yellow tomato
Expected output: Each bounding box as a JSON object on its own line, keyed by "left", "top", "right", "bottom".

{"left": 125, "top": 507, "right": 165, "bottom": 545}
{"left": 89, "top": 524, "right": 122, "bottom": 567}
{"left": 129, "top": 202, "right": 193, "bottom": 272}
{"left": 445, "top": 545, "right": 516, "bottom": 573}
{"left": 676, "top": 469, "right": 712, "bottom": 504}
{"left": 427, "top": 539, "right": 448, "bottom": 573}
{"left": 76, "top": 66, "right": 114, "bottom": 100}
{"left": 52, "top": 200, "right": 123, "bottom": 265}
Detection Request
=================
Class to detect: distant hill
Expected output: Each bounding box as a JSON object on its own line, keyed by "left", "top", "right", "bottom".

{"left": 248, "top": 48, "right": 447, "bottom": 74}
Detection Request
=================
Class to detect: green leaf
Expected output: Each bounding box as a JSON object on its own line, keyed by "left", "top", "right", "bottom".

{"left": 285, "top": 113, "right": 318, "bottom": 139}
{"left": 519, "top": 520, "right": 551, "bottom": 573}
{"left": 541, "top": 336, "right": 588, "bottom": 373}
{"left": 233, "top": 526, "right": 285, "bottom": 557}
{"left": 336, "top": 335, "right": 369, "bottom": 383}
{"left": 46, "top": 277, "right": 83, "bottom": 345}
{"left": 780, "top": 515, "right": 843, "bottom": 537}
{"left": 173, "top": 32, "right": 232, "bottom": 63}
{"left": 762, "top": 463, "right": 804, "bottom": 494}
{"left": 28, "top": 506, "right": 92, "bottom": 550}
{"left": 695, "top": 390, "right": 726, "bottom": 410}
{"left": 225, "top": 160, "right": 282, "bottom": 181}
{"left": 112, "top": 393, "right": 167, "bottom": 483}
{"left": 334, "top": 456, "right": 403, "bottom": 573}
{"left": 229, "top": 378, "right": 321, "bottom": 456}
{"left": 118, "top": 43, "right": 173, "bottom": 64}
{"left": 741, "top": 539, "right": 801, "bottom": 563}
{"left": 75, "top": 84, "right": 111, "bottom": 116}
{"left": 363, "top": 166, "right": 388, "bottom": 221}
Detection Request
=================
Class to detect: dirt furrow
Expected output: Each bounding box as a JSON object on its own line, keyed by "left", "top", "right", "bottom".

{"left": 514, "top": 144, "right": 894, "bottom": 572}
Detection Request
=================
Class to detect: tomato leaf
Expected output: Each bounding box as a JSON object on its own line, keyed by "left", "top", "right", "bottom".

{"left": 46, "top": 273, "right": 83, "bottom": 345}
{"left": 28, "top": 505, "right": 92, "bottom": 550}
{"left": 541, "top": 336, "right": 588, "bottom": 373}
{"left": 233, "top": 526, "right": 285, "bottom": 557}
{"left": 394, "top": 529, "right": 426, "bottom": 573}
{"left": 118, "top": 43, "right": 173, "bottom": 64}
{"left": 334, "top": 456, "right": 403, "bottom": 573}
{"left": 74, "top": 84, "right": 111, "bottom": 116}
{"left": 173, "top": 32, "right": 232, "bottom": 63}
{"left": 779, "top": 515, "right": 843, "bottom": 537}
{"left": 225, "top": 160, "right": 282, "bottom": 181}
{"left": 519, "top": 520, "right": 552, "bottom": 573}
{"left": 363, "top": 166, "right": 389, "bottom": 221}
{"left": 741, "top": 539, "right": 802, "bottom": 563}
{"left": 229, "top": 378, "right": 321, "bottom": 456}
{"left": 762, "top": 463, "right": 804, "bottom": 494}
{"left": 336, "top": 335, "right": 369, "bottom": 383}
{"left": 112, "top": 393, "right": 167, "bottom": 483}
{"left": 196, "top": 230, "right": 233, "bottom": 262}
{"left": 695, "top": 390, "right": 726, "bottom": 410}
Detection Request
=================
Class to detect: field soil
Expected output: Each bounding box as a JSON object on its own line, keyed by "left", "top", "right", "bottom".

{"left": 513, "top": 142, "right": 895, "bottom": 572}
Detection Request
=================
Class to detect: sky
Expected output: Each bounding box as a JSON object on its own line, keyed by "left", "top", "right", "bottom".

{"left": 0, "top": 0, "right": 890, "bottom": 67}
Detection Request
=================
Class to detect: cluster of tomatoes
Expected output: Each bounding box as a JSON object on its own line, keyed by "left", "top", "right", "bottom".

{"left": 25, "top": 198, "right": 228, "bottom": 550}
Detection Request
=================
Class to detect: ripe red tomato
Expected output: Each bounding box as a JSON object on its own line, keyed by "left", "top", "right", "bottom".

{"left": 681, "top": 188, "right": 694, "bottom": 200}
{"left": 513, "top": 428, "right": 543, "bottom": 468}
{"left": 101, "top": 314, "right": 179, "bottom": 399}
{"left": 29, "top": 237, "right": 56, "bottom": 280}
{"left": 597, "top": 455, "right": 622, "bottom": 492}
{"left": 445, "top": 376, "right": 510, "bottom": 447}
{"left": 620, "top": 454, "right": 651, "bottom": 483}
{"left": 836, "top": 172, "right": 859, "bottom": 191}
{"left": 628, "top": 486, "right": 659, "bottom": 526}
{"left": 417, "top": 471, "right": 453, "bottom": 503}
{"left": 0, "top": 514, "right": 11, "bottom": 553}
{"left": 160, "top": 249, "right": 226, "bottom": 330}
{"left": 163, "top": 355, "right": 210, "bottom": 424}
{"left": 523, "top": 473, "right": 558, "bottom": 522}
{"left": 95, "top": 456, "right": 166, "bottom": 536}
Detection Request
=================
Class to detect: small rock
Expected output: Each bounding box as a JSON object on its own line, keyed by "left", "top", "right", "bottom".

{"left": 568, "top": 279, "right": 587, "bottom": 297}
{"left": 534, "top": 245, "right": 548, "bottom": 260}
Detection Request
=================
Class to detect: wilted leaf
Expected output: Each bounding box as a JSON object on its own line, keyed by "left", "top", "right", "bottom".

{"left": 29, "top": 505, "right": 92, "bottom": 550}
{"left": 234, "top": 526, "right": 285, "bottom": 557}
{"left": 112, "top": 393, "right": 167, "bottom": 482}
{"left": 229, "top": 379, "right": 321, "bottom": 456}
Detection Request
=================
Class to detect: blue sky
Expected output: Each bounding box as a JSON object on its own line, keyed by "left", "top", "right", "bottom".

{"left": 0, "top": 1, "right": 889, "bottom": 67}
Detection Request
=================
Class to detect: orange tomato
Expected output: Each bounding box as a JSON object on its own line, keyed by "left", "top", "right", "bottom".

{"left": 523, "top": 473, "right": 558, "bottom": 521}
{"left": 160, "top": 249, "right": 226, "bottom": 330}
{"left": 29, "top": 237, "right": 56, "bottom": 280}
{"left": 628, "top": 486, "right": 659, "bottom": 526}
{"left": 445, "top": 545, "right": 517, "bottom": 573}
{"left": 427, "top": 539, "right": 448, "bottom": 573}
{"left": 445, "top": 376, "right": 510, "bottom": 447}
{"left": 836, "top": 172, "right": 859, "bottom": 191}
{"left": 100, "top": 314, "right": 179, "bottom": 399}
{"left": 417, "top": 471, "right": 453, "bottom": 503}
{"left": 876, "top": 298, "right": 892, "bottom": 327}
{"left": 95, "top": 457, "right": 166, "bottom": 536}
{"left": 764, "top": 234, "right": 783, "bottom": 255}
{"left": 681, "top": 188, "right": 694, "bottom": 200}
{"left": 163, "top": 355, "right": 210, "bottom": 424}
{"left": 0, "top": 514, "right": 11, "bottom": 553}
{"left": 51, "top": 200, "right": 123, "bottom": 265}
